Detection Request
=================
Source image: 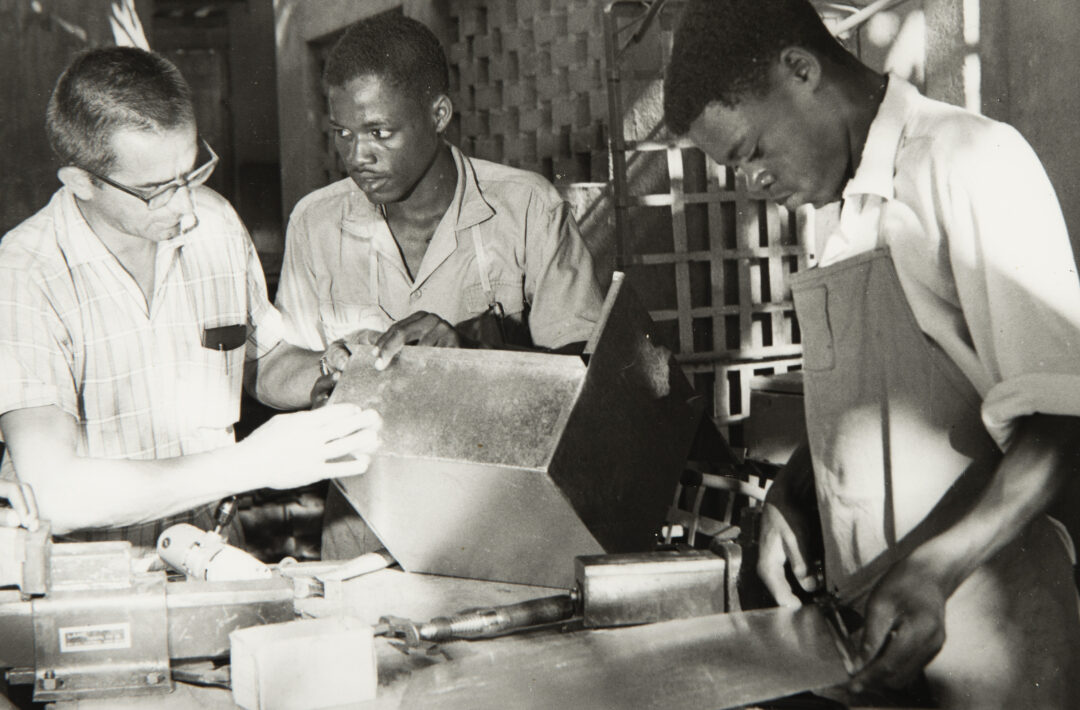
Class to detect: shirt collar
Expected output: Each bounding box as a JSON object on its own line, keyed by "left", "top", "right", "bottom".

{"left": 842, "top": 74, "right": 916, "bottom": 201}
{"left": 448, "top": 143, "right": 496, "bottom": 230}
{"left": 340, "top": 142, "right": 496, "bottom": 237}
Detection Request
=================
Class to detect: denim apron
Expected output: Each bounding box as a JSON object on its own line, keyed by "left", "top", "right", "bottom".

{"left": 791, "top": 248, "right": 1080, "bottom": 708}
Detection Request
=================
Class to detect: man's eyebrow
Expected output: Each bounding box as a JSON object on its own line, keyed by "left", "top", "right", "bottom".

{"left": 131, "top": 155, "right": 202, "bottom": 191}
{"left": 328, "top": 117, "right": 391, "bottom": 130}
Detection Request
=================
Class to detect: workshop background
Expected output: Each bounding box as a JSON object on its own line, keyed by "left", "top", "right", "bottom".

{"left": 3, "top": 0, "right": 1080, "bottom": 558}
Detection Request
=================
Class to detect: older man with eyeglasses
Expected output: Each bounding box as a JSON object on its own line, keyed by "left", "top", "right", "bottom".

{"left": 0, "top": 47, "right": 381, "bottom": 556}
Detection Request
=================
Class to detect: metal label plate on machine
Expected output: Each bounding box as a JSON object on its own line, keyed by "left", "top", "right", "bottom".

{"left": 329, "top": 273, "right": 704, "bottom": 588}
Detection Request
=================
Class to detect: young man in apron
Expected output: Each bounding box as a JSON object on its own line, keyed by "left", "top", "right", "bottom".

{"left": 274, "top": 14, "right": 605, "bottom": 560}
{"left": 664, "top": 1, "right": 1080, "bottom": 707}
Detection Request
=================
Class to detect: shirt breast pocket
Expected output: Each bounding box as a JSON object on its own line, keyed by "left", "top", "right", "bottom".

{"left": 794, "top": 285, "right": 835, "bottom": 372}
{"left": 318, "top": 300, "right": 393, "bottom": 343}
{"left": 462, "top": 281, "right": 525, "bottom": 317}
{"left": 182, "top": 324, "right": 246, "bottom": 432}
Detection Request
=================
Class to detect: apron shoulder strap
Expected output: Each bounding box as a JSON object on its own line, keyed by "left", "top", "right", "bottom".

{"left": 470, "top": 225, "right": 498, "bottom": 309}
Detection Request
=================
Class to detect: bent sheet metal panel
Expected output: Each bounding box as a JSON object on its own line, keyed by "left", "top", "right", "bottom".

{"left": 341, "top": 456, "right": 605, "bottom": 587}
{"left": 330, "top": 348, "right": 600, "bottom": 588}
{"left": 386, "top": 605, "right": 851, "bottom": 710}
{"left": 330, "top": 274, "right": 703, "bottom": 588}
{"left": 550, "top": 272, "right": 704, "bottom": 552}
{"left": 330, "top": 348, "right": 586, "bottom": 468}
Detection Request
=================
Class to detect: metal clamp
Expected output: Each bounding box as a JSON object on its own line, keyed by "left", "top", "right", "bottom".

{"left": 709, "top": 538, "right": 743, "bottom": 613}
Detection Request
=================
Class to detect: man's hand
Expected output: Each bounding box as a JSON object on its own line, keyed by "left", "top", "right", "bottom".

{"left": 757, "top": 499, "right": 820, "bottom": 607}
{"left": 310, "top": 332, "right": 384, "bottom": 408}
{"left": 755, "top": 442, "right": 821, "bottom": 607}
{"left": 371, "top": 312, "right": 461, "bottom": 370}
{"left": 848, "top": 557, "right": 948, "bottom": 693}
{"left": 0, "top": 479, "right": 39, "bottom": 530}
{"left": 310, "top": 372, "right": 338, "bottom": 409}
{"left": 238, "top": 404, "right": 381, "bottom": 488}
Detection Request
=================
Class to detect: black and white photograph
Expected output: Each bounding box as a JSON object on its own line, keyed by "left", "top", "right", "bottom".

{"left": 1, "top": 1, "right": 1078, "bottom": 708}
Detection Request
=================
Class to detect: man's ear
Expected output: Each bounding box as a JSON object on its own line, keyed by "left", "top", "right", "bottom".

{"left": 778, "top": 47, "right": 822, "bottom": 91}
{"left": 431, "top": 94, "right": 454, "bottom": 134}
{"left": 57, "top": 166, "right": 97, "bottom": 201}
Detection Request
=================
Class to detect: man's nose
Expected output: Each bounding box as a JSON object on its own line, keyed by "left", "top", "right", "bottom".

{"left": 167, "top": 183, "right": 196, "bottom": 219}
{"left": 348, "top": 139, "right": 376, "bottom": 167}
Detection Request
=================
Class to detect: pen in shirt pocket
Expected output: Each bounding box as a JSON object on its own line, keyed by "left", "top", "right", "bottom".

{"left": 202, "top": 324, "right": 247, "bottom": 377}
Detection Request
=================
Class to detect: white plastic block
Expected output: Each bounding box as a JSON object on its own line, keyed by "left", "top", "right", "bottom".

{"left": 230, "top": 616, "right": 377, "bottom": 710}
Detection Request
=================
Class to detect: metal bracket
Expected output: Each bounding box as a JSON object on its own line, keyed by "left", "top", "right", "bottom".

{"left": 709, "top": 539, "right": 743, "bottom": 613}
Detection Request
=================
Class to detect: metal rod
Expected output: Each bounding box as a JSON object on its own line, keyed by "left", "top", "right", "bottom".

{"left": 831, "top": 0, "right": 911, "bottom": 37}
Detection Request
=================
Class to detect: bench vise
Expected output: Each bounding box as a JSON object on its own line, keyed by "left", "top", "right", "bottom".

{"left": 0, "top": 525, "right": 293, "bottom": 704}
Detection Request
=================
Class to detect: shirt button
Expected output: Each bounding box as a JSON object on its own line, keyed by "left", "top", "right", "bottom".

{"left": 411, "top": 289, "right": 422, "bottom": 300}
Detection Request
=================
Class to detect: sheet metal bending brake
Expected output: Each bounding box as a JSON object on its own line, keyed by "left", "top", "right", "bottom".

{"left": 0, "top": 495, "right": 391, "bottom": 705}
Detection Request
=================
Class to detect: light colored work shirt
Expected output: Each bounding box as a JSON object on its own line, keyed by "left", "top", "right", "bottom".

{"left": 816, "top": 76, "right": 1080, "bottom": 447}
{"left": 0, "top": 186, "right": 283, "bottom": 478}
{"left": 275, "top": 144, "right": 603, "bottom": 352}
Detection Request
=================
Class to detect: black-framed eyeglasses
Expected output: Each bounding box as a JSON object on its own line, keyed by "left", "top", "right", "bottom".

{"left": 84, "top": 139, "right": 219, "bottom": 210}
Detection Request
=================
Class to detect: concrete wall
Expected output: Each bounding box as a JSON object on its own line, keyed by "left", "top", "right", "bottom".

{"left": 0, "top": 0, "right": 142, "bottom": 236}
{"left": 984, "top": 0, "right": 1080, "bottom": 259}
{"left": 228, "top": 1, "right": 280, "bottom": 168}
{"left": 273, "top": 0, "right": 450, "bottom": 224}
{"left": 224, "top": 0, "right": 283, "bottom": 264}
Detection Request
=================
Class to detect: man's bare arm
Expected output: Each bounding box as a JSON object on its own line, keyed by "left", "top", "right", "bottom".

{"left": 0, "top": 403, "right": 379, "bottom": 535}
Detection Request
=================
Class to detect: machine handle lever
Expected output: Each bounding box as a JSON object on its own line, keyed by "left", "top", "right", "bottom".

{"left": 378, "top": 592, "right": 578, "bottom": 647}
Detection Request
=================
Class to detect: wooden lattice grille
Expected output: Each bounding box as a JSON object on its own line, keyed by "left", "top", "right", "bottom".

{"left": 447, "top": 0, "right": 609, "bottom": 185}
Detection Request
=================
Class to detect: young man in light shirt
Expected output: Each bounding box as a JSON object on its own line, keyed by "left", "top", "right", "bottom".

{"left": 0, "top": 47, "right": 380, "bottom": 555}
{"left": 665, "top": 0, "right": 1080, "bottom": 707}
{"left": 275, "top": 14, "right": 604, "bottom": 559}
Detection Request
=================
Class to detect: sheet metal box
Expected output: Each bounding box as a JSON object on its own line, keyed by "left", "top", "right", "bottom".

{"left": 329, "top": 274, "right": 704, "bottom": 588}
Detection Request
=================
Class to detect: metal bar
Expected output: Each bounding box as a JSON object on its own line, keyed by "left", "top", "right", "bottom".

{"left": 831, "top": 0, "right": 912, "bottom": 36}
{"left": 603, "top": 4, "right": 632, "bottom": 270}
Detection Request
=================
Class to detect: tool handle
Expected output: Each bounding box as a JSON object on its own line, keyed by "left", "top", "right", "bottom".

{"left": 211, "top": 496, "right": 238, "bottom": 536}
{"left": 420, "top": 594, "right": 576, "bottom": 642}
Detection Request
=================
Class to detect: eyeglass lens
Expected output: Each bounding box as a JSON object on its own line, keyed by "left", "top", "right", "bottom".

{"left": 145, "top": 155, "right": 216, "bottom": 209}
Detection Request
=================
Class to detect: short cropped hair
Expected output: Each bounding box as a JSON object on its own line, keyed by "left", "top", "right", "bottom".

{"left": 324, "top": 13, "right": 449, "bottom": 105}
{"left": 663, "top": 0, "right": 852, "bottom": 136}
{"left": 46, "top": 47, "right": 195, "bottom": 175}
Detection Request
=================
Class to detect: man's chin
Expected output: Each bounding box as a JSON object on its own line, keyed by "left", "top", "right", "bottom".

{"left": 153, "top": 219, "right": 194, "bottom": 241}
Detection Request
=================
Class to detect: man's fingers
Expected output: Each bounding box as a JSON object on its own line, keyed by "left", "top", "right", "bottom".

{"left": 308, "top": 406, "right": 382, "bottom": 441}
{"left": 323, "top": 341, "right": 353, "bottom": 373}
{"left": 323, "top": 455, "right": 373, "bottom": 479}
{"left": 779, "top": 521, "right": 819, "bottom": 593}
{"left": 0, "top": 508, "right": 22, "bottom": 528}
{"left": 19, "top": 483, "right": 38, "bottom": 531}
{"left": 347, "top": 329, "right": 382, "bottom": 347}
{"left": 373, "top": 314, "right": 458, "bottom": 366}
{"left": 0, "top": 480, "right": 31, "bottom": 529}
{"left": 416, "top": 321, "right": 458, "bottom": 347}
{"left": 757, "top": 527, "right": 801, "bottom": 607}
{"left": 850, "top": 622, "right": 912, "bottom": 693}
{"left": 310, "top": 372, "right": 339, "bottom": 409}
{"left": 322, "top": 427, "right": 380, "bottom": 460}
{"left": 761, "top": 560, "right": 802, "bottom": 608}
{"left": 372, "top": 329, "right": 408, "bottom": 370}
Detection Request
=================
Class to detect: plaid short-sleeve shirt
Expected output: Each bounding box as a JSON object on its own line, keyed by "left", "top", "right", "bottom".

{"left": 0, "top": 186, "right": 283, "bottom": 475}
